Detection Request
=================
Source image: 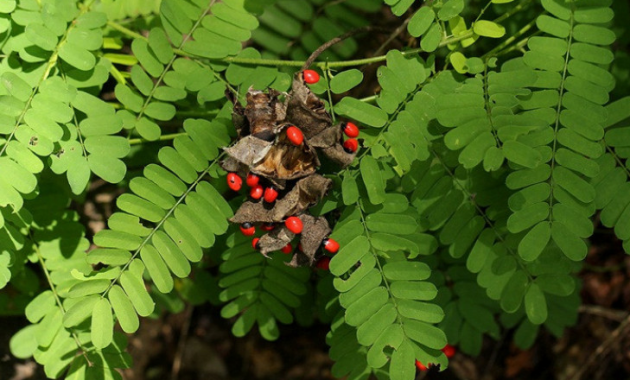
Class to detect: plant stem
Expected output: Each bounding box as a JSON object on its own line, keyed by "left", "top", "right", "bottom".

{"left": 107, "top": 18, "right": 474, "bottom": 69}
{"left": 129, "top": 132, "right": 187, "bottom": 146}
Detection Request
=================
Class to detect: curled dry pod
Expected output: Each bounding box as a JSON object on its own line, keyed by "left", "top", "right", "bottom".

{"left": 303, "top": 69, "right": 320, "bottom": 84}
{"left": 286, "top": 126, "right": 304, "bottom": 145}
{"left": 227, "top": 173, "right": 242, "bottom": 191}
{"left": 246, "top": 173, "right": 260, "bottom": 187}
{"left": 240, "top": 223, "right": 255, "bottom": 236}
{"left": 250, "top": 185, "right": 263, "bottom": 200}
{"left": 285, "top": 216, "right": 303, "bottom": 234}
{"left": 343, "top": 138, "right": 358, "bottom": 153}
{"left": 342, "top": 122, "right": 360, "bottom": 138}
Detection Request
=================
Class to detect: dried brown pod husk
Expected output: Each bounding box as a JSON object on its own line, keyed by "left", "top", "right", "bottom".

{"left": 287, "top": 214, "right": 331, "bottom": 267}
{"left": 250, "top": 140, "right": 319, "bottom": 180}
{"left": 259, "top": 225, "right": 295, "bottom": 257}
{"left": 286, "top": 75, "right": 332, "bottom": 139}
{"left": 245, "top": 89, "right": 287, "bottom": 140}
{"left": 307, "top": 122, "right": 357, "bottom": 168}
{"left": 223, "top": 135, "right": 272, "bottom": 167}
{"left": 230, "top": 174, "right": 332, "bottom": 224}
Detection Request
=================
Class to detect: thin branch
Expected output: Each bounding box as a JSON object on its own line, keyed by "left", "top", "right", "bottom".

{"left": 569, "top": 313, "right": 630, "bottom": 380}
{"left": 302, "top": 26, "right": 391, "bottom": 71}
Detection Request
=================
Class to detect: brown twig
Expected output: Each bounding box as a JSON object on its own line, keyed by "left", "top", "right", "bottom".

{"left": 579, "top": 305, "right": 629, "bottom": 322}
{"left": 372, "top": 17, "right": 411, "bottom": 58}
{"left": 301, "top": 26, "right": 391, "bottom": 72}
{"left": 171, "top": 304, "right": 195, "bottom": 380}
{"left": 569, "top": 313, "right": 630, "bottom": 380}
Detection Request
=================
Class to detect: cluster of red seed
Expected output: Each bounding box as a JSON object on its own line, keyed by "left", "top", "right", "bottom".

{"left": 415, "top": 344, "right": 456, "bottom": 371}
{"left": 224, "top": 69, "right": 362, "bottom": 269}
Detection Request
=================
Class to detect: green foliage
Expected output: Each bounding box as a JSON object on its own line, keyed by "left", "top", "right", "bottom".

{"left": 218, "top": 234, "right": 312, "bottom": 340}
{"left": 1, "top": 0, "right": 628, "bottom": 379}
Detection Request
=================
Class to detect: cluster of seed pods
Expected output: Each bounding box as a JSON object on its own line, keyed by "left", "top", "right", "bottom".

{"left": 222, "top": 70, "right": 361, "bottom": 268}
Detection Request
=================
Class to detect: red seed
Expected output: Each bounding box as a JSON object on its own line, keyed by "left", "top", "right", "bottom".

{"left": 240, "top": 223, "right": 255, "bottom": 236}
{"left": 343, "top": 122, "right": 360, "bottom": 138}
{"left": 442, "top": 344, "right": 456, "bottom": 359}
{"left": 227, "top": 173, "right": 242, "bottom": 191}
{"left": 323, "top": 238, "right": 340, "bottom": 253}
{"left": 303, "top": 69, "right": 320, "bottom": 84}
{"left": 250, "top": 185, "right": 263, "bottom": 200}
{"left": 252, "top": 238, "right": 260, "bottom": 250}
{"left": 246, "top": 173, "right": 260, "bottom": 187}
{"left": 298, "top": 243, "right": 303, "bottom": 252}
{"left": 261, "top": 223, "right": 275, "bottom": 231}
{"left": 415, "top": 360, "right": 428, "bottom": 372}
{"left": 316, "top": 257, "right": 331, "bottom": 270}
{"left": 285, "top": 216, "right": 303, "bottom": 234}
{"left": 264, "top": 187, "right": 278, "bottom": 203}
{"left": 281, "top": 243, "right": 292, "bottom": 254}
{"left": 286, "top": 126, "right": 304, "bottom": 146}
{"left": 343, "top": 138, "right": 358, "bottom": 153}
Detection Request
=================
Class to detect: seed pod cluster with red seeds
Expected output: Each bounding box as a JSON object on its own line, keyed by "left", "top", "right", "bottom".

{"left": 221, "top": 71, "right": 363, "bottom": 267}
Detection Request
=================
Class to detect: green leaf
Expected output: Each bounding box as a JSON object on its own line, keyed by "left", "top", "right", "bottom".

{"left": 345, "top": 286, "right": 389, "bottom": 327}
{"left": 25, "top": 291, "right": 55, "bottom": 323}
{"left": 408, "top": 7, "right": 434, "bottom": 37}
{"left": 536, "top": 274, "right": 575, "bottom": 296}
{"left": 59, "top": 42, "right": 96, "bottom": 71}
{"left": 390, "top": 339, "right": 416, "bottom": 380}
{"left": 421, "top": 22, "right": 442, "bottom": 52}
{"left": 518, "top": 221, "right": 551, "bottom": 261}
{"left": 507, "top": 202, "right": 549, "bottom": 233}
{"left": 551, "top": 221, "right": 587, "bottom": 261}
{"left": 1, "top": 73, "right": 32, "bottom": 102}
{"left": 330, "top": 69, "right": 363, "bottom": 94}
{"left": 473, "top": 20, "right": 506, "bottom": 38}
{"left": 63, "top": 296, "right": 100, "bottom": 328}
{"left": 360, "top": 156, "right": 386, "bottom": 205}
{"left": 342, "top": 172, "right": 359, "bottom": 205}
{"left": 26, "top": 23, "right": 58, "bottom": 51}
{"left": 402, "top": 319, "right": 447, "bottom": 349}
{"left": 108, "top": 285, "right": 140, "bottom": 333}
{"left": 148, "top": 27, "right": 174, "bottom": 64}
{"left": 330, "top": 236, "right": 370, "bottom": 276}
{"left": 500, "top": 270, "right": 529, "bottom": 312}
{"left": 91, "top": 298, "right": 113, "bottom": 349}
{"left": 383, "top": 262, "right": 430, "bottom": 281}
{"left": 120, "top": 268, "right": 155, "bottom": 317}
{"left": 335, "top": 97, "right": 388, "bottom": 128}
{"left": 88, "top": 154, "right": 126, "bottom": 184}
{"left": 524, "top": 283, "right": 547, "bottom": 324}
{"left": 438, "top": 0, "right": 464, "bottom": 20}
{"left": 67, "top": 279, "right": 110, "bottom": 298}
{"left": 145, "top": 102, "right": 176, "bottom": 121}
{"left": 9, "top": 325, "right": 38, "bottom": 359}
{"left": 86, "top": 248, "right": 131, "bottom": 266}
{"left": 365, "top": 213, "right": 417, "bottom": 235}
{"left": 0, "top": 0, "right": 16, "bottom": 13}
{"left": 132, "top": 39, "right": 164, "bottom": 78}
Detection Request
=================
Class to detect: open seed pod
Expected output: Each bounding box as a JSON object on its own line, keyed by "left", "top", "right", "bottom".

{"left": 222, "top": 72, "right": 359, "bottom": 267}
